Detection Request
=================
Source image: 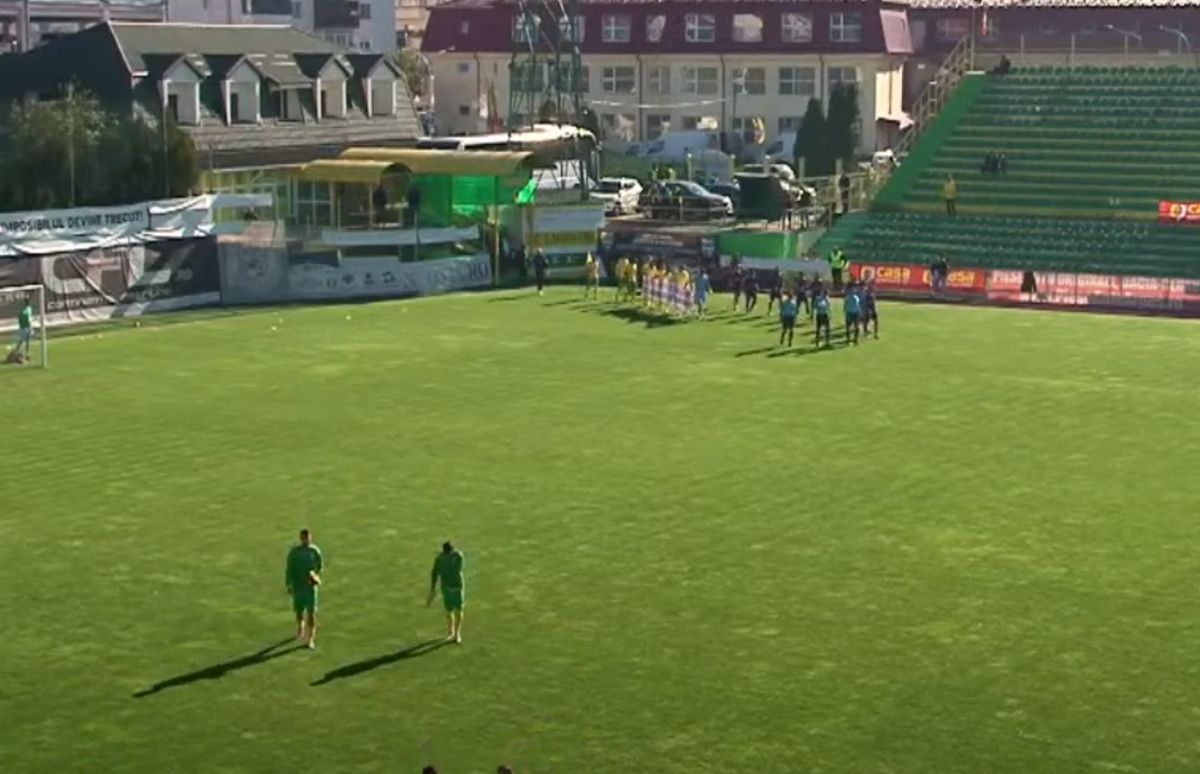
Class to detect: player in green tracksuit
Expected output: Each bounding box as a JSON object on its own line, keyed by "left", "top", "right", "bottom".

{"left": 427, "top": 541, "right": 465, "bottom": 644}
{"left": 285, "top": 529, "right": 323, "bottom": 649}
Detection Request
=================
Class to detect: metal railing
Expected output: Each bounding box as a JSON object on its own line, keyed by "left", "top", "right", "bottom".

{"left": 896, "top": 36, "right": 974, "bottom": 158}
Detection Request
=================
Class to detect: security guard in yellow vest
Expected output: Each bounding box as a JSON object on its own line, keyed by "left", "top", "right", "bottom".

{"left": 828, "top": 248, "right": 848, "bottom": 292}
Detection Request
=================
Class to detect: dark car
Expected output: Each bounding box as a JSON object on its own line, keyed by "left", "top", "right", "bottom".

{"left": 638, "top": 180, "right": 734, "bottom": 221}
{"left": 705, "top": 182, "right": 741, "bottom": 209}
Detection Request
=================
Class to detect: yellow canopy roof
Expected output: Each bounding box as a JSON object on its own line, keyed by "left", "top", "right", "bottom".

{"left": 296, "top": 159, "right": 408, "bottom": 185}
{"left": 338, "top": 148, "right": 543, "bottom": 177}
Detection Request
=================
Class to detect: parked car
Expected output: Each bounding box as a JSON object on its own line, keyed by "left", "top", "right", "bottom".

{"left": 591, "top": 177, "right": 643, "bottom": 215}
{"left": 740, "top": 162, "right": 797, "bottom": 182}
{"left": 705, "top": 181, "right": 741, "bottom": 209}
{"left": 639, "top": 180, "right": 733, "bottom": 221}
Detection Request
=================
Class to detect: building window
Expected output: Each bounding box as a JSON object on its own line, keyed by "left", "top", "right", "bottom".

{"left": 830, "top": 12, "right": 863, "bottom": 43}
{"left": 731, "top": 116, "right": 765, "bottom": 141}
{"left": 292, "top": 1, "right": 302, "bottom": 17}
{"left": 682, "top": 116, "right": 701, "bottom": 130}
{"left": 559, "top": 15, "right": 585, "bottom": 43}
{"left": 685, "top": 13, "right": 716, "bottom": 43}
{"left": 828, "top": 67, "right": 859, "bottom": 87}
{"left": 733, "top": 14, "right": 763, "bottom": 43}
{"left": 682, "top": 66, "right": 718, "bottom": 95}
{"left": 602, "top": 113, "right": 636, "bottom": 141}
{"left": 778, "top": 66, "right": 815, "bottom": 96}
{"left": 558, "top": 64, "right": 588, "bottom": 93}
{"left": 602, "top": 14, "right": 631, "bottom": 43}
{"left": 646, "top": 14, "right": 666, "bottom": 43}
{"left": 511, "top": 62, "right": 544, "bottom": 91}
{"left": 645, "top": 113, "right": 671, "bottom": 139}
{"left": 936, "top": 18, "right": 969, "bottom": 42}
{"left": 782, "top": 13, "right": 812, "bottom": 43}
{"left": 647, "top": 66, "right": 670, "bottom": 95}
{"left": 358, "top": 2, "right": 370, "bottom": 20}
{"left": 460, "top": 21, "right": 470, "bottom": 35}
{"left": 457, "top": 62, "right": 470, "bottom": 73}
{"left": 778, "top": 115, "right": 803, "bottom": 134}
{"left": 733, "top": 67, "right": 766, "bottom": 96}
{"left": 459, "top": 105, "right": 470, "bottom": 116}
{"left": 601, "top": 66, "right": 636, "bottom": 94}
{"left": 513, "top": 16, "right": 538, "bottom": 44}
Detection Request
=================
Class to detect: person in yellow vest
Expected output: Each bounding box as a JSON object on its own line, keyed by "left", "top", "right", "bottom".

{"left": 584, "top": 252, "right": 600, "bottom": 300}
{"left": 828, "top": 247, "right": 848, "bottom": 293}
{"left": 942, "top": 174, "right": 958, "bottom": 216}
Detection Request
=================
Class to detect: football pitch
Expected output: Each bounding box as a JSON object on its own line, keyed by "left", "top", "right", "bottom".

{"left": 3, "top": 289, "right": 1200, "bottom": 774}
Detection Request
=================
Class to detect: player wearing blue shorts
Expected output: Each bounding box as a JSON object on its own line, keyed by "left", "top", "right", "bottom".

{"left": 861, "top": 282, "right": 879, "bottom": 339}
{"left": 778, "top": 292, "right": 799, "bottom": 347}
{"left": 813, "top": 289, "right": 832, "bottom": 348}
{"left": 694, "top": 269, "right": 712, "bottom": 318}
{"left": 843, "top": 283, "right": 862, "bottom": 345}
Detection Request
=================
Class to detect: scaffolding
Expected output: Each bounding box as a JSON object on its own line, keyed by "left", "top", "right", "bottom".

{"left": 507, "top": 0, "right": 584, "bottom": 131}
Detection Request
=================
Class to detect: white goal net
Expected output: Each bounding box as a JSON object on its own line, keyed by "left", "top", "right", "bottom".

{"left": 1, "top": 284, "right": 48, "bottom": 368}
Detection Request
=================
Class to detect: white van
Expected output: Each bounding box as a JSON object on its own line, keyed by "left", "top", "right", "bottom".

{"left": 764, "top": 132, "right": 796, "bottom": 162}
{"left": 639, "top": 130, "right": 722, "bottom": 162}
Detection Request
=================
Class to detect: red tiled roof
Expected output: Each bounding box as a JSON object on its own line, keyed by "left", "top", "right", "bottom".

{"left": 424, "top": 0, "right": 910, "bottom": 54}
{"left": 904, "top": 0, "right": 1200, "bottom": 7}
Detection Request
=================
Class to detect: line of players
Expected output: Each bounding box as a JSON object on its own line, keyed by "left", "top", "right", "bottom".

{"left": 603, "top": 256, "right": 879, "bottom": 349}
{"left": 730, "top": 264, "right": 880, "bottom": 348}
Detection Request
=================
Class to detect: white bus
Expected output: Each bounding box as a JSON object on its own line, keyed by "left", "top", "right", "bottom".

{"left": 416, "top": 124, "right": 599, "bottom": 193}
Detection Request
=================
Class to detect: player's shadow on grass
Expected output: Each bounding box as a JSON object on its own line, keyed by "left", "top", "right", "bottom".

{"left": 583, "top": 306, "right": 682, "bottom": 329}
{"left": 310, "top": 639, "right": 450, "bottom": 686}
{"left": 132, "top": 638, "right": 302, "bottom": 698}
{"left": 767, "top": 339, "right": 851, "bottom": 357}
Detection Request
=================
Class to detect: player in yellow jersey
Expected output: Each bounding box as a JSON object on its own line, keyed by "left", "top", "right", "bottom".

{"left": 584, "top": 252, "right": 600, "bottom": 300}
{"left": 615, "top": 256, "right": 631, "bottom": 302}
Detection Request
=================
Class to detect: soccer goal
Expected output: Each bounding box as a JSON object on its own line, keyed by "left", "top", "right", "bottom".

{"left": 2, "top": 284, "right": 48, "bottom": 368}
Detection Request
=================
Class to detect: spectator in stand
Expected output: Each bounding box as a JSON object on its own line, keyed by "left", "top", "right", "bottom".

{"left": 998, "top": 152, "right": 1009, "bottom": 176}
{"left": 982, "top": 151, "right": 998, "bottom": 176}
{"left": 993, "top": 55, "right": 1012, "bottom": 77}
{"left": 942, "top": 175, "right": 958, "bottom": 216}
{"left": 838, "top": 172, "right": 851, "bottom": 213}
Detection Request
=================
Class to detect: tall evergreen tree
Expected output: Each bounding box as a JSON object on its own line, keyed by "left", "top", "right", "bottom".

{"left": 793, "top": 97, "right": 829, "bottom": 177}
{"left": 825, "top": 82, "right": 862, "bottom": 170}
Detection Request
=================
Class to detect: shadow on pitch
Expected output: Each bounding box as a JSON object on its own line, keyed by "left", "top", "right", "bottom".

{"left": 766, "top": 339, "right": 851, "bottom": 357}
{"left": 579, "top": 306, "right": 682, "bottom": 328}
{"left": 310, "top": 639, "right": 450, "bottom": 686}
{"left": 133, "top": 638, "right": 302, "bottom": 698}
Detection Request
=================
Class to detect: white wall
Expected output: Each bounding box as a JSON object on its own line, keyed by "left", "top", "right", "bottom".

{"left": 227, "top": 60, "right": 262, "bottom": 123}
{"left": 431, "top": 51, "right": 890, "bottom": 153}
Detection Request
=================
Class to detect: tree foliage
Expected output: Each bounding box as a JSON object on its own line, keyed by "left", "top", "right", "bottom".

{"left": 825, "top": 82, "right": 862, "bottom": 171}
{"left": 0, "top": 88, "right": 200, "bottom": 211}
{"left": 794, "top": 97, "right": 829, "bottom": 177}
{"left": 391, "top": 48, "right": 425, "bottom": 100}
{"left": 791, "top": 85, "right": 861, "bottom": 179}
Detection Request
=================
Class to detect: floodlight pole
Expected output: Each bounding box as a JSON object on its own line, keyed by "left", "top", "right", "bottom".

{"left": 1106, "top": 25, "right": 1143, "bottom": 66}
{"left": 1159, "top": 26, "right": 1196, "bottom": 68}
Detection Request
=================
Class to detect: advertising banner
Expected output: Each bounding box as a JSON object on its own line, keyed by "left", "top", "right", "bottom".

{"left": 219, "top": 241, "right": 492, "bottom": 305}
{"left": 851, "top": 262, "right": 986, "bottom": 294}
{"left": 0, "top": 194, "right": 272, "bottom": 256}
{"left": 1157, "top": 201, "right": 1200, "bottom": 225}
{"left": 528, "top": 206, "right": 604, "bottom": 279}
{"left": 986, "top": 270, "right": 1200, "bottom": 313}
{"left": 0, "top": 238, "right": 221, "bottom": 330}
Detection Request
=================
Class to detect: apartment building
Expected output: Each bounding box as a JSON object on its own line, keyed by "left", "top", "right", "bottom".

{"left": 0, "top": 0, "right": 164, "bottom": 52}
{"left": 165, "top": 0, "right": 397, "bottom": 52}
{"left": 422, "top": 0, "right": 911, "bottom": 153}
{"left": 395, "top": 0, "right": 450, "bottom": 48}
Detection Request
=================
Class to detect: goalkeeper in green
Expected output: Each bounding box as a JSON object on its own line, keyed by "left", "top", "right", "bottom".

{"left": 285, "top": 529, "right": 323, "bottom": 649}
{"left": 427, "top": 541, "right": 465, "bottom": 644}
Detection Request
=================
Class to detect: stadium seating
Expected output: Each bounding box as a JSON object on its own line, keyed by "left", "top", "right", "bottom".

{"left": 816, "top": 67, "right": 1200, "bottom": 279}
{"left": 901, "top": 66, "right": 1200, "bottom": 218}
{"left": 826, "top": 211, "right": 1200, "bottom": 277}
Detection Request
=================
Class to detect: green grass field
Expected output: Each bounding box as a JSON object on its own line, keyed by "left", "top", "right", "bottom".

{"left": 3, "top": 289, "right": 1200, "bottom": 773}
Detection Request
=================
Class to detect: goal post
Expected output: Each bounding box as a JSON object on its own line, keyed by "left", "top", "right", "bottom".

{"left": 1, "top": 283, "right": 48, "bottom": 368}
